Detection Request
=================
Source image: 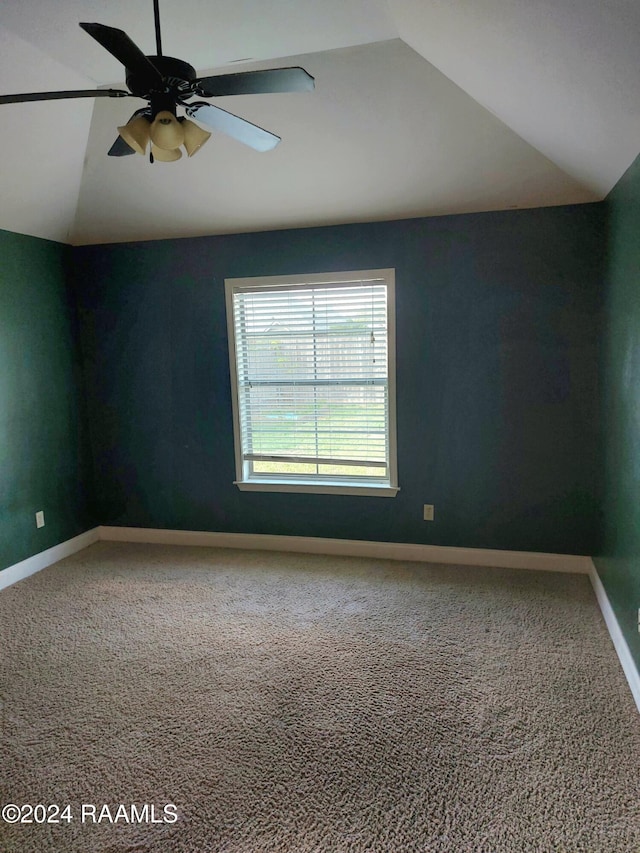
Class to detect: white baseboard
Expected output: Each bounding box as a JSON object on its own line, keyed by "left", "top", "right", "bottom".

{"left": 0, "top": 527, "right": 100, "bottom": 592}
{"left": 2, "top": 525, "right": 638, "bottom": 714}
{"left": 99, "top": 526, "right": 592, "bottom": 573}
{"left": 588, "top": 560, "right": 640, "bottom": 714}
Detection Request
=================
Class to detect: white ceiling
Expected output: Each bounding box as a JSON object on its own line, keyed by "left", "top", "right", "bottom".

{"left": 389, "top": 0, "right": 640, "bottom": 195}
{"left": 0, "top": 0, "right": 638, "bottom": 245}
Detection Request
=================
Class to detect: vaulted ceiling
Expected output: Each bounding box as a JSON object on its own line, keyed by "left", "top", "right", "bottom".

{"left": 1, "top": 0, "right": 639, "bottom": 245}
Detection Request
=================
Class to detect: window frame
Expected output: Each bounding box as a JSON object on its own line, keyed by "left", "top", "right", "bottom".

{"left": 225, "top": 269, "right": 399, "bottom": 497}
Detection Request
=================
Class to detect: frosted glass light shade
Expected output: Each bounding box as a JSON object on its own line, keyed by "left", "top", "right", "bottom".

{"left": 117, "top": 115, "right": 151, "bottom": 155}
{"left": 150, "top": 111, "right": 185, "bottom": 150}
{"left": 151, "top": 144, "right": 182, "bottom": 162}
{"left": 182, "top": 119, "right": 211, "bottom": 157}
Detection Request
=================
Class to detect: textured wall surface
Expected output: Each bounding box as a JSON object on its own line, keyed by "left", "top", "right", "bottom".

{"left": 596, "top": 152, "right": 640, "bottom": 667}
{"left": 72, "top": 204, "right": 604, "bottom": 555}
{"left": 0, "top": 230, "right": 94, "bottom": 572}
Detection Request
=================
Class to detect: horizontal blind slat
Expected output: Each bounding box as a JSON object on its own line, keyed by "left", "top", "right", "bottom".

{"left": 233, "top": 278, "right": 390, "bottom": 475}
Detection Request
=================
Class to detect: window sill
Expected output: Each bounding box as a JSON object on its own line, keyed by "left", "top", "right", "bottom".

{"left": 234, "top": 480, "right": 400, "bottom": 497}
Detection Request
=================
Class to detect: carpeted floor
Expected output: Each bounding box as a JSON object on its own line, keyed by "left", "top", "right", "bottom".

{"left": 1, "top": 542, "right": 639, "bottom": 853}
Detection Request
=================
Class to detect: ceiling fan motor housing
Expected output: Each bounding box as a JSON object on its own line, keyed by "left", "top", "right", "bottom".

{"left": 126, "top": 55, "right": 197, "bottom": 102}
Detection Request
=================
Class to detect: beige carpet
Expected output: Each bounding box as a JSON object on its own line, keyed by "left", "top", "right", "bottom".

{"left": 1, "top": 542, "right": 639, "bottom": 853}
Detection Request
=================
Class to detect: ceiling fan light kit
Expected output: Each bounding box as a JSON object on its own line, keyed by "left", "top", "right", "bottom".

{"left": 149, "top": 110, "right": 185, "bottom": 151}
{"left": 0, "top": 0, "right": 314, "bottom": 164}
{"left": 151, "top": 144, "right": 182, "bottom": 162}
{"left": 182, "top": 120, "right": 212, "bottom": 157}
{"left": 116, "top": 105, "right": 211, "bottom": 160}
{"left": 117, "top": 114, "right": 151, "bottom": 155}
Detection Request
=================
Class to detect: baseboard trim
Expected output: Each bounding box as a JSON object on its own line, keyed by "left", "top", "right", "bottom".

{"left": 3, "top": 526, "right": 637, "bottom": 713}
{"left": 99, "top": 526, "right": 591, "bottom": 574}
{"left": 588, "top": 560, "right": 640, "bottom": 714}
{"left": 0, "top": 527, "right": 100, "bottom": 592}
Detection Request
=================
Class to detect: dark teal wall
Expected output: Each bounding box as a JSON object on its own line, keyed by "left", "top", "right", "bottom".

{"left": 0, "top": 230, "right": 95, "bottom": 572}
{"left": 73, "top": 203, "right": 604, "bottom": 554}
{"left": 595, "top": 153, "right": 640, "bottom": 666}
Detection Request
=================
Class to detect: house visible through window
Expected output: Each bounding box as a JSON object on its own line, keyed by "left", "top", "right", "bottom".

{"left": 225, "top": 269, "right": 398, "bottom": 496}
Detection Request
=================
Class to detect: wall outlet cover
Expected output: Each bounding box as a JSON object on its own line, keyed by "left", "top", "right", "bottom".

{"left": 35, "top": 511, "right": 45, "bottom": 528}
{"left": 423, "top": 504, "right": 435, "bottom": 521}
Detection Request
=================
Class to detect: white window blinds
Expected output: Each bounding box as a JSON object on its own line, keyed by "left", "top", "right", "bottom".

{"left": 226, "top": 270, "right": 397, "bottom": 492}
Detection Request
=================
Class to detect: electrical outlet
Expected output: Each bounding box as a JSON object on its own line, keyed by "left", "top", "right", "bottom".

{"left": 35, "top": 510, "right": 45, "bottom": 528}
{"left": 637, "top": 608, "right": 640, "bottom": 634}
{"left": 423, "top": 504, "right": 434, "bottom": 522}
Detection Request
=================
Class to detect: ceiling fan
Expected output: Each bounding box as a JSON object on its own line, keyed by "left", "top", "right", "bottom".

{"left": 0, "top": 0, "right": 315, "bottom": 162}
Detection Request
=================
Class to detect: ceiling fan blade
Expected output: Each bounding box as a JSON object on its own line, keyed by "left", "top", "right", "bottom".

{"left": 0, "top": 88, "right": 130, "bottom": 105}
{"left": 108, "top": 136, "right": 136, "bottom": 156}
{"left": 185, "top": 102, "right": 280, "bottom": 151}
{"left": 79, "top": 22, "right": 163, "bottom": 87}
{"left": 194, "top": 67, "right": 315, "bottom": 97}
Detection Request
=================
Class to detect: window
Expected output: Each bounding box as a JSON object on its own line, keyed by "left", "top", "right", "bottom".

{"left": 225, "top": 269, "right": 398, "bottom": 496}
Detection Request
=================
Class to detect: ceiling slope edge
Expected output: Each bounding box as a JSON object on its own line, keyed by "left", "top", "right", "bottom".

{"left": 387, "top": 0, "right": 640, "bottom": 197}
{"left": 0, "top": 26, "right": 97, "bottom": 243}
{"left": 69, "top": 39, "right": 597, "bottom": 246}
